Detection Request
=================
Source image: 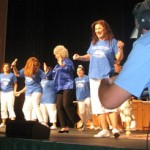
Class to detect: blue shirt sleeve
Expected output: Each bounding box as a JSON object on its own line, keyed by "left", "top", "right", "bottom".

{"left": 115, "top": 38, "right": 150, "bottom": 97}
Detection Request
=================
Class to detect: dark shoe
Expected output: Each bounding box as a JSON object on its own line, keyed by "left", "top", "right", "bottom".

{"left": 112, "top": 128, "right": 120, "bottom": 138}
{"left": 114, "top": 132, "right": 120, "bottom": 138}
{"left": 58, "top": 128, "right": 69, "bottom": 133}
{"left": 59, "top": 130, "right": 69, "bottom": 133}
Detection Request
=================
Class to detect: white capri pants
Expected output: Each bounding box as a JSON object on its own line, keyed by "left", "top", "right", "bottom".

{"left": 90, "top": 78, "right": 117, "bottom": 115}
{"left": 22, "top": 92, "right": 44, "bottom": 123}
{"left": 1, "top": 91, "right": 16, "bottom": 119}
{"left": 40, "top": 103, "right": 57, "bottom": 123}
{"left": 77, "top": 97, "right": 92, "bottom": 124}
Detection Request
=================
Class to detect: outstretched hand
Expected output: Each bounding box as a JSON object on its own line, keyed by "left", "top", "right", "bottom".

{"left": 73, "top": 54, "right": 80, "bottom": 60}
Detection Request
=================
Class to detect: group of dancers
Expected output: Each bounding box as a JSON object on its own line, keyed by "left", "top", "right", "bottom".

{"left": 0, "top": 17, "right": 139, "bottom": 138}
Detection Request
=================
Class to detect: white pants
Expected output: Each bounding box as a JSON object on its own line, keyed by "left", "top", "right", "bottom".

{"left": 22, "top": 92, "right": 44, "bottom": 122}
{"left": 1, "top": 91, "right": 16, "bottom": 119}
{"left": 40, "top": 103, "right": 57, "bottom": 123}
{"left": 90, "top": 79, "right": 117, "bottom": 114}
{"left": 77, "top": 97, "right": 92, "bottom": 124}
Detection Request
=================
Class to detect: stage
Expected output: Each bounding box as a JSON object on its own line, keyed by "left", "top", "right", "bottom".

{"left": 0, "top": 127, "right": 149, "bottom": 150}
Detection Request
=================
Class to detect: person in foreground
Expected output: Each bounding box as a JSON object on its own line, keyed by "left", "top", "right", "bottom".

{"left": 99, "top": 2, "right": 150, "bottom": 109}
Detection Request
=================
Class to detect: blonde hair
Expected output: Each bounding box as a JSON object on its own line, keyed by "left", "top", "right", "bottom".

{"left": 24, "top": 57, "right": 40, "bottom": 77}
{"left": 53, "top": 45, "right": 69, "bottom": 58}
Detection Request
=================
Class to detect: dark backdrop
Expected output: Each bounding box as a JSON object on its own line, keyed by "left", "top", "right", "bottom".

{"left": 5, "top": 0, "right": 142, "bottom": 71}
{"left": 4, "top": 0, "right": 142, "bottom": 120}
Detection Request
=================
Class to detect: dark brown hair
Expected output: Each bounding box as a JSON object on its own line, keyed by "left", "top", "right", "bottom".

{"left": 91, "top": 20, "right": 114, "bottom": 45}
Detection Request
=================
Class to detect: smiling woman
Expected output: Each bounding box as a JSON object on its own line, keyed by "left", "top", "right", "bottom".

{"left": 73, "top": 19, "right": 124, "bottom": 138}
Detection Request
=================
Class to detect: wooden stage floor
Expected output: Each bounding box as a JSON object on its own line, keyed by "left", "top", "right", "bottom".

{"left": 0, "top": 127, "right": 150, "bottom": 150}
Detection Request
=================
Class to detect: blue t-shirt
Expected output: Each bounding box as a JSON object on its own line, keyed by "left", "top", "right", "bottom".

{"left": 52, "top": 58, "right": 75, "bottom": 93}
{"left": 87, "top": 38, "right": 118, "bottom": 79}
{"left": 115, "top": 31, "right": 150, "bottom": 97}
{"left": 0, "top": 73, "right": 17, "bottom": 92}
{"left": 19, "top": 68, "right": 46, "bottom": 95}
{"left": 75, "top": 75, "right": 90, "bottom": 100}
{"left": 40, "top": 79, "right": 56, "bottom": 104}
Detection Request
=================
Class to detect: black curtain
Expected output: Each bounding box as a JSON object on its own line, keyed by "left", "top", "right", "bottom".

{"left": 5, "top": 0, "right": 142, "bottom": 120}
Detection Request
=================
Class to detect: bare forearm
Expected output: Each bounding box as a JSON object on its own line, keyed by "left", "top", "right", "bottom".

{"left": 79, "top": 54, "right": 90, "bottom": 61}
{"left": 73, "top": 54, "right": 90, "bottom": 61}
{"left": 99, "top": 77, "right": 132, "bottom": 109}
{"left": 12, "top": 66, "right": 19, "bottom": 77}
{"left": 14, "top": 83, "right": 17, "bottom": 92}
{"left": 116, "top": 49, "right": 124, "bottom": 61}
{"left": 19, "top": 87, "right": 26, "bottom": 94}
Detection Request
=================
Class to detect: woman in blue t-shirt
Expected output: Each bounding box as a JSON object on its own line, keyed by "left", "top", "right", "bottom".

{"left": 75, "top": 65, "right": 94, "bottom": 131}
{"left": 73, "top": 20, "right": 124, "bottom": 138}
{"left": 40, "top": 63, "right": 57, "bottom": 129}
{"left": 0, "top": 63, "right": 17, "bottom": 128}
{"left": 12, "top": 57, "right": 47, "bottom": 126}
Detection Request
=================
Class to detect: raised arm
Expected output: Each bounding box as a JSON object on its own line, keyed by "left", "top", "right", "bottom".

{"left": 11, "top": 60, "right": 20, "bottom": 77}
{"left": 115, "top": 40, "right": 124, "bottom": 62}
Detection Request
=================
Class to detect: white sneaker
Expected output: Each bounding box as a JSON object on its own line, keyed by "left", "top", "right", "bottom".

{"left": 89, "top": 124, "right": 94, "bottom": 129}
{"left": 130, "top": 120, "right": 136, "bottom": 130}
{"left": 50, "top": 125, "right": 57, "bottom": 130}
{"left": 112, "top": 128, "right": 120, "bottom": 138}
{"left": 109, "top": 125, "right": 113, "bottom": 130}
{"left": 94, "top": 129, "right": 110, "bottom": 137}
{"left": 0, "top": 123, "right": 6, "bottom": 128}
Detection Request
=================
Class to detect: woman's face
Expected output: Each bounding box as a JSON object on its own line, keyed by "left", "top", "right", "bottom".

{"left": 3, "top": 64, "right": 10, "bottom": 73}
{"left": 95, "top": 24, "right": 105, "bottom": 40}
{"left": 33, "top": 62, "right": 39, "bottom": 72}
{"left": 77, "top": 68, "right": 84, "bottom": 77}
{"left": 55, "top": 53, "right": 61, "bottom": 60}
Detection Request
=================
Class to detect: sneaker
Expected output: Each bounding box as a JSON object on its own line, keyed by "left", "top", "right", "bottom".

{"left": 0, "top": 123, "right": 6, "bottom": 128}
{"left": 50, "top": 125, "right": 57, "bottom": 130}
{"left": 130, "top": 120, "right": 136, "bottom": 130}
{"left": 89, "top": 124, "right": 94, "bottom": 129}
{"left": 109, "top": 125, "right": 113, "bottom": 130}
{"left": 112, "top": 128, "right": 120, "bottom": 138}
{"left": 94, "top": 129, "right": 110, "bottom": 137}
